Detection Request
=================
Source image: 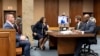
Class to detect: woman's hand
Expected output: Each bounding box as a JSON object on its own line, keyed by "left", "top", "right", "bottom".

{"left": 45, "top": 31, "right": 48, "bottom": 35}
{"left": 33, "top": 32, "right": 37, "bottom": 35}
{"left": 47, "top": 25, "right": 49, "bottom": 29}
{"left": 43, "top": 23, "right": 46, "bottom": 26}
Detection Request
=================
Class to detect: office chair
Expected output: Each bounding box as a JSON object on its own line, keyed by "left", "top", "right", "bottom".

{"left": 80, "top": 26, "right": 100, "bottom": 56}
{"left": 30, "top": 25, "right": 40, "bottom": 50}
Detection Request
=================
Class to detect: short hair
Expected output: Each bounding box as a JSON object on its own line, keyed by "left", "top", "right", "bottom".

{"left": 84, "top": 14, "right": 90, "bottom": 17}
{"left": 75, "top": 15, "right": 82, "bottom": 21}
{"left": 5, "top": 13, "right": 14, "bottom": 19}
{"left": 16, "top": 17, "right": 21, "bottom": 22}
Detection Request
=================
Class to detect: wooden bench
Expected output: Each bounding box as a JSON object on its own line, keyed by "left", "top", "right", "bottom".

{"left": 16, "top": 47, "right": 22, "bottom": 56}
{"left": 0, "top": 29, "right": 22, "bottom": 56}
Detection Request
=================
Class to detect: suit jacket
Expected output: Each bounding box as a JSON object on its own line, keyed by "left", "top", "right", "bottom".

{"left": 80, "top": 20, "right": 96, "bottom": 33}
{"left": 80, "top": 20, "right": 97, "bottom": 44}
{"left": 3, "top": 22, "right": 20, "bottom": 47}
{"left": 75, "top": 22, "right": 83, "bottom": 30}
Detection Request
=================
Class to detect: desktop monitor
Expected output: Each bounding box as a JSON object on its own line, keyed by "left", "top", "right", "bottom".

{"left": 58, "top": 16, "right": 68, "bottom": 31}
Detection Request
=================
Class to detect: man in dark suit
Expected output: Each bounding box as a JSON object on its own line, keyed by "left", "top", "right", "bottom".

{"left": 75, "top": 15, "right": 83, "bottom": 30}
{"left": 3, "top": 13, "right": 30, "bottom": 56}
{"left": 74, "top": 14, "right": 96, "bottom": 56}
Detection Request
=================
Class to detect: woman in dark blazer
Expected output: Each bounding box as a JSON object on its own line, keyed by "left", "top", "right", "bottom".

{"left": 33, "top": 17, "right": 48, "bottom": 50}
{"left": 14, "top": 18, "right": 22, "bottom": 35}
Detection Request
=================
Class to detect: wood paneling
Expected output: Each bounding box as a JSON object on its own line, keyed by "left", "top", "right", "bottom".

{"left": 0, "top": 33, "right": 9, "bottom": 56}
{"left": 69, "top": 0, "right": 83, "bottom": 27}
{"left": 0, "top": 29, "right": 16, "bottom": 56}
{"left": 94, "top": 0, "right": 100, "bottom": 26}
{"left": 0, "top": 0, "right": 2, "bottom": 28}
{"left": 45, "top": 0, "right": 59, "bottom": 27}
{"left": 17, "top": 0, "right": 22, "bottom": 17}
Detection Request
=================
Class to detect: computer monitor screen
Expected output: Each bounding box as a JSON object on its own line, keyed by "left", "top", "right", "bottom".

{"left": 58, "top": 16, "right": 68, "bottom": 24}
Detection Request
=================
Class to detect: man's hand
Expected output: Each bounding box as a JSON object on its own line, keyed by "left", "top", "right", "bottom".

{"left": 73, "top": 30, "right": 82, "bottom": 34}
{"left": 20, "top": 35, "right": 27, "bottom": 40}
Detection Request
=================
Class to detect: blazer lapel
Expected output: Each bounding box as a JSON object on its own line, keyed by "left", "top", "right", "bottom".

{"left": 7, "top": 22, "right": 14, "bottom": 29}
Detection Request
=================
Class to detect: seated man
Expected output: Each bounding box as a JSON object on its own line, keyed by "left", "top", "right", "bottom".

{"left": 3, "top": 13, "right": 30, "bottom": 56}
{"left": 74, "top": 14, "right": 96, "bottom": 56}
{"left": 75, "top": 15, "right": 83, "bottom": 30}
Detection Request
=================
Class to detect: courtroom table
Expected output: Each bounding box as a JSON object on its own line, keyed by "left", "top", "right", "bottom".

{"left": 48, "top": 31, "right": 95, "bottom": 56}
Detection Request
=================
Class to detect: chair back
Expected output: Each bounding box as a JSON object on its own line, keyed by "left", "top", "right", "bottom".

{"left": 31, "top": 25, "right": 34, "bottom": 33}
{"left": 88, "top": 26, "right": 100, "bottom": 44}
{"left": 31, "top": 25, "right": 39, "bottom": 40}
{"left": 95, "top": 26, "right": 100, "bottom": 35}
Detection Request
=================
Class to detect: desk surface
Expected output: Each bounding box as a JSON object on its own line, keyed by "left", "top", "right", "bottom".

{"left": 48, "top": 31, "right": 95, "bottom": 38}
{"left": 48, "top": 27, "right": 75, "bottom": 31}
{"left": 48, "top": 30, "right": 95, "bottom": 55}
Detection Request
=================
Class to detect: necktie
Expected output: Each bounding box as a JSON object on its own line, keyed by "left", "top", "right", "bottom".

{"left": 18, "top": 25, "right": 21, "bottom": 34}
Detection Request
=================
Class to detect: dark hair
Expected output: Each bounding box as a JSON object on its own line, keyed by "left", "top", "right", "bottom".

{"left": 75, "top": 15, "right": 81, "bottom": 21}
{"left": 38, "top": 17, "right": 45, "bottom": 23}
{"left": 18, "top": 16, "right": 21, "bottom": 18}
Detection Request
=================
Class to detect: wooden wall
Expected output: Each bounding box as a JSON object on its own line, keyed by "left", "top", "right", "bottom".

{"left": 69, "top": 0, "right": 83, "bottom": 27}
{"left": 94, "top": 0, "right": 100, "bottom": 26}
{"left": 0, "top": 0, "right": 100, "bottom": 27}
{"left": 44, "top": 0, "right": 100, "bottom": 27}
{"left": 45, "top": 0, "right": 59, "bottom": 27}
{"left": 17, "top": 0, "right": 22, "bottom": 17}
{"left": 45, "top": 0, "right": 83, "bottom": 27}
{"left": 0, "top": 0, "right": 2, "bottom": 28}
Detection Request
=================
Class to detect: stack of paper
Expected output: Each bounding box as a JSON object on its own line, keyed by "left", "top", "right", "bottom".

{"left": 60, "top": 30, "right": 73, "bottom": 34}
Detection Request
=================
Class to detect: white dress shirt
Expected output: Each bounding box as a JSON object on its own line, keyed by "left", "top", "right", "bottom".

{"left": 77, "top": 22, "right": 81, "bottom": 29}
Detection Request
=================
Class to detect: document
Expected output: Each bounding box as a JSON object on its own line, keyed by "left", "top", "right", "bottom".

{"left": 60, "top": 30, "right": 73, "bottom": 34}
